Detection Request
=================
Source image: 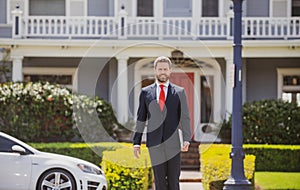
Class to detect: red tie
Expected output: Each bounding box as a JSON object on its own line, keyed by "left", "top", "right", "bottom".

{"left": 159, "top": 85, "right": 165, "bottom": 111}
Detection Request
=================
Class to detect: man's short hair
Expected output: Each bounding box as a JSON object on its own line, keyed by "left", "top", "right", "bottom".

{"left": 153, "top": 56, "right": 173, "bottom": 68}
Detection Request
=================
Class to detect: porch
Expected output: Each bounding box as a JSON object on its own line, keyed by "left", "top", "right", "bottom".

{"left": 11, "top": 7, "right": 300, "bottom": 40}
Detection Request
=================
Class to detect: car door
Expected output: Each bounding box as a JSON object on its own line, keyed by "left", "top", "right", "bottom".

{"left": 0, "top": 136, "right": 32, "bottom": 190}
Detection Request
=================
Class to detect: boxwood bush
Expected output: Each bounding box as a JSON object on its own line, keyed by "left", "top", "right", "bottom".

{"left": 101, "top": 146, "right": 152, "bottom": 190}
{"left": 200, "top": 144, "right": 256, "bottom": 190}
{"left": 244, "top": 144, "right": 300, "bottom": 172}
{"left": 220, "top": 99, "right": 300, "bottom": 144}
{"left": 0, "top": 82, "right": 121, "bottom": 142}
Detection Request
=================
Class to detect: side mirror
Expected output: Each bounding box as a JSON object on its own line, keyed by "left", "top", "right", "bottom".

{"left": 12, "top": 145, "right": 27, "bottom": 155}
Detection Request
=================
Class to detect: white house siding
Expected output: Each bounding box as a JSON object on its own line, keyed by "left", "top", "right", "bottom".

{"left": 246, "top": 58, "right": 300, "bottom": 102}
{"left": 0, "top": 0, "right": 11, "bottom": 38}
{"left": 88, "top": 0, "right": 111, "bottom": 16}
{"left": 246, "top": 0, "right": 269, "bottom": 17}
{"left": 0, "top": 0, "right": 6, "bottom": 23}
{"left": 164, "top": 0, "right": 192, "bottom": 17}
{"left": 77, "top": 57, "right": 110, "bottom": 97}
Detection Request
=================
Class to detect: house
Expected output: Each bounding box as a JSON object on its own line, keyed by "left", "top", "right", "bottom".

{"left": 0, "top": 0, "right": 299, "bottom": 142}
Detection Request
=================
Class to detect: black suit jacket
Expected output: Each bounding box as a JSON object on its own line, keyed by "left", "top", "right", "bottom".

{"left": 133, "top": 83, "right": 191, "bottom": 148}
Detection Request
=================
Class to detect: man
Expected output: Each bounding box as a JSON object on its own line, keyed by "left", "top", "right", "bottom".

{"left": 133, "top": 56, "right": 191, "bottom": 190}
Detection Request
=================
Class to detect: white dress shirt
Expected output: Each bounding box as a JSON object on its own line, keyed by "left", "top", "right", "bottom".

{"left": 156, "top": 80, "right": 169, "bottom": 103}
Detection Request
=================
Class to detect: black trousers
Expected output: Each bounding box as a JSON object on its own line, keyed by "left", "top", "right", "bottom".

{"left": 149, "top": 145, "right": 181, "bottom": 190}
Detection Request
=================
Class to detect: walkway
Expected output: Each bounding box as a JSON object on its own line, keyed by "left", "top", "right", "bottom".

{"left": 180, "top": 170, "right": 203, "bottom": 190}
{"left": 149, "top": 171, "right": 204, "bottom": 190}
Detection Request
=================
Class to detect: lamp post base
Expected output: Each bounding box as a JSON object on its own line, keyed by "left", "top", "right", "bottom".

{"left": 223, "top": 178, "right": 253, "bottom": 190}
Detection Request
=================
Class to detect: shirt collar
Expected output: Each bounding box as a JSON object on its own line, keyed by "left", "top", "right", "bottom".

{"left": 155, "top": 80, "right": 169, "bottom": 88}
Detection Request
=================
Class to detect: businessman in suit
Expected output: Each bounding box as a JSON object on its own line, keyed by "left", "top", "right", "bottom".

{"left": 133, "top": 56, "right": 191, "bottom": 190}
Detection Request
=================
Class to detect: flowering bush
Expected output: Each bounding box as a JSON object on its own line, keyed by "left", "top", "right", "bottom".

{"left": 0, "top": 82, "right": 121, "bottom": 142}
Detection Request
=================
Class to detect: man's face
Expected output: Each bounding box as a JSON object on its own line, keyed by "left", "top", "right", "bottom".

{"left": 154, "top": 61, "right": 171, "bottom": 83}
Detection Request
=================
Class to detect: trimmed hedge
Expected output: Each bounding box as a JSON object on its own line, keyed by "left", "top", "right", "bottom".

{"left": 200, "top": 144, "right": 256, "bottom": 190}
{"left": 220, "top": 99, "right": 300, "bottom": 144}
{"left": 30, "top": 142, "right": 122, "bottom": 165}
{"left": 244, "top": 144, "right": 300, "bottom": 172}
{"left": 101, "top": 146, "right": 152, "bottom": 190}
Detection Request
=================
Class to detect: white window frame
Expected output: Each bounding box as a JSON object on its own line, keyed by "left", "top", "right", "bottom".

{"left": 22, "top": 67, "right": 78, "bottom": 92}
{"left": 277, "top": 68, "right": 300, "bottom": 99}
{"left": 270, "top": 0, "right": 292, "bottom": 17}
{"left": 7, "top": 0, "right": 29, "bottom": 24}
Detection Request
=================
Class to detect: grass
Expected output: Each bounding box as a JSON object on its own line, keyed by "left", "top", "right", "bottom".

{"left": 255, "top": 172, "right": 300, "bottom": 190}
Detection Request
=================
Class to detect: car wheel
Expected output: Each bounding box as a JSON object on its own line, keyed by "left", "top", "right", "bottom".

{"left": 37, "top": 169, "right": 76, "bottom": 190}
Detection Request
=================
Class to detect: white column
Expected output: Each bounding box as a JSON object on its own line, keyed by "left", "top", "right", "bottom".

{"left": 225, "top": 56, "right": 234, "bottom": 120}
{"left": 154, "top": 0, "right": 163, "bottom": 39}
{"left": 12, "top": 56, "right": 23, "bottom": 82}
{"left": 219, "top": 0, "right": 224, "bottom": 17}
{"left": 116, "top": 56, "right": 129, "bottom": 124}
{"left": 154, "top": 0, "right": 163, "bottom": 18}
{"left": 12, "top": 6, "right": 23, "bottom": 39}
{"left": 192, "top": 0, "right": 201, "bottom": 18}
{"left": 192, "top": 0, "right": 201, "bottom": 38}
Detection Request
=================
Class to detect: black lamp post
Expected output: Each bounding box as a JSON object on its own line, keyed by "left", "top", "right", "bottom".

{"left": 223, "top": 0, "right": 252, "bottom": 189}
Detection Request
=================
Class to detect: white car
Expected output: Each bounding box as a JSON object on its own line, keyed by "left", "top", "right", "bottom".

{"left": 0, "top": 132, "right": 107, "bottom": 190}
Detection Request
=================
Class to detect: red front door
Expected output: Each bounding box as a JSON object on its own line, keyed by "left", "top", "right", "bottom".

{"left": 170, "top": 72, "right": 194, "bottom": 139}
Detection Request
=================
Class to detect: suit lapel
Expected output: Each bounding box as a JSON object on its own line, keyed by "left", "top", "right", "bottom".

{"left": 165, "top": 83, "right": 174, "bottom": 105}
{"left": 150, "top": 83, "right": 157, "bottom": 100}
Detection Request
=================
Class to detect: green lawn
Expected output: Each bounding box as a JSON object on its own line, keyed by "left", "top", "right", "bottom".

{"left": 255, "top": 172, "right": 300, "bottom": 190}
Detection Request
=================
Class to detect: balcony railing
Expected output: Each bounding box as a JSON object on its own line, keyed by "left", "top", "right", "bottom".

{"left": 12, "top": 8, "right": 300, "bottom": 40}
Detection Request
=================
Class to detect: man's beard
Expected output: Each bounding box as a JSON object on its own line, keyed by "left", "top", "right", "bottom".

{"left": 156, "top": 74, "right": 169, "bottom": 83}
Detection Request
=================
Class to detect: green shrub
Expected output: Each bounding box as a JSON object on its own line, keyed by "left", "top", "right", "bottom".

{"left": 244, "top": 144, "right": 300, "bottom": 172}
{"left": 101, "top": 146, "right": 152, "bottom": 190}
{"left": 0, "top": 82, "right": 121, "bottom": 142}
{"left": 220, "top": 99, "right": 300, "bottom": 144}
{"left": 30, "top": 142, "right": 122, "bottom": 165}
{"left": 200, "top": 144, "right": 256, "bottom": 190}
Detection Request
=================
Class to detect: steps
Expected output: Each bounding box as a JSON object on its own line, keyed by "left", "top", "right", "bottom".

{"left": 181, "top": 142, "right": 201, "bottom": 171}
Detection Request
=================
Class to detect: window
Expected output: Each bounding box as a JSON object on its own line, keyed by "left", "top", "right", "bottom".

{"left": 201, "top": 76, "right": 213, "bottom": 122}
{"left": 137, "top": 0, "right": 153, "bottom": 16}
{"left": 292, "top": 0, "right": 300, "bottom": 16}
{"left": 202, "top": 0, "right": 219, "bottom": 17}
{"left": 23, "top": 67, "right": 78, "bottom": 91}
{"left": 277, "top": 68, "right": 300, "bottom": 105}
{"left": 0, "top": 136, "right": 16, "bottom": 152}
{"left": 29, "top": 0, "right": 65, "bottom": 16}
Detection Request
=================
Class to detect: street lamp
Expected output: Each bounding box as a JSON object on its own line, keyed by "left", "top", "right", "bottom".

{"left": 223, "top": 0, "right": 252, "bottom": 189}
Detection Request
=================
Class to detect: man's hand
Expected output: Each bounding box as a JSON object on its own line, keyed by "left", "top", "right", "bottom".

{"left": 133, "top": 146, "right": 141, "bottom": 158}
{"left": 181, "top": 141, "right": 190, "bottom": 152}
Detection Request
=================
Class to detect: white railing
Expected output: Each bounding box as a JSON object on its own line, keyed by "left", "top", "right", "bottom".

{"left": 24, "top": 16, "right": 118, "bottom": 38}
{"left": 11, "top": 7, "right": 300, "bottom": 40}
{"left": 242, "top": 17, "right": 300, "bottom": 39}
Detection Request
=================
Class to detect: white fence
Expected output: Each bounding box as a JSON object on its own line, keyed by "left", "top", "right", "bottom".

{"left": 12, "top": 9, "right": 300, "bottom": 40}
